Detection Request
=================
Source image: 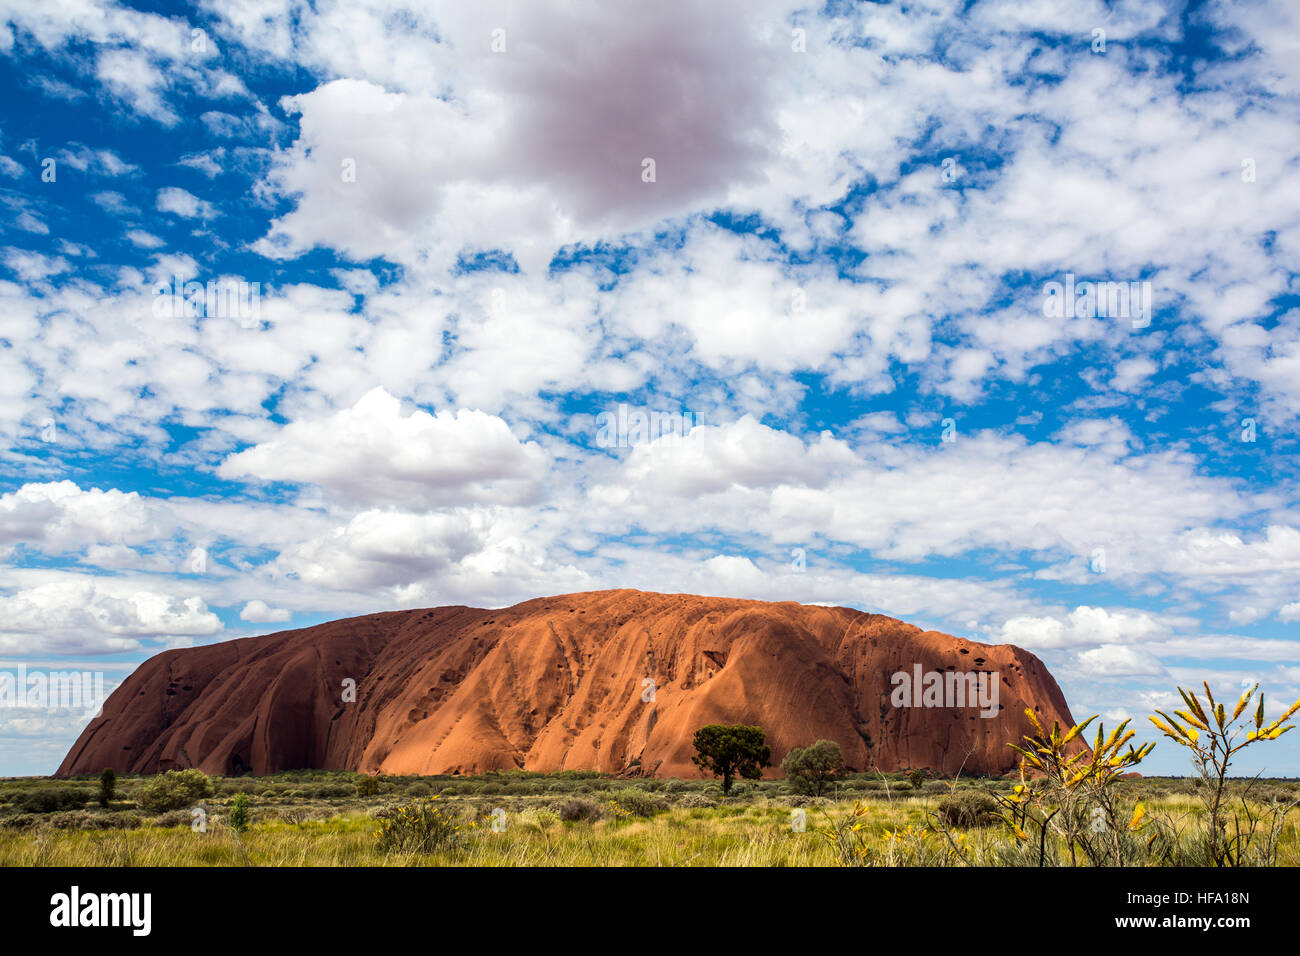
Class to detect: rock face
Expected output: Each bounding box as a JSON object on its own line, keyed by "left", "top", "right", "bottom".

{"left": 59, "top": 589, "right": 1076, "bottom": 778}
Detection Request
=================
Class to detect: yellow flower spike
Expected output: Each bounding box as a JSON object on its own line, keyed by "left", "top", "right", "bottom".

{"left": 1179, "top": 687, "right": 1208, "bottom": 724}
{"left": 1128, "top": 802, "right": 1146, "bottom": 830}
{"left": 1062, "top": 716, "right": 1097, "bottom": 747}
{"left": 1024, "top": 708, "right": 1045, "bottom": 736}
{"left": 1148, "top": 716, "right": 1177, "bottom": 739}
{"left": 1232, "top": 685, "right": 1257, "bottom": 721}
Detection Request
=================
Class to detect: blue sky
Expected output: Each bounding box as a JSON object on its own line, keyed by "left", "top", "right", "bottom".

{"left": 1, "top": 0, "right": 1299, "bottom": 776}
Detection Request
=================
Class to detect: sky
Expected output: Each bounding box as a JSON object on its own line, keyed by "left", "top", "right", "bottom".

{"left": 1, "top": 0, "right": 1298, "bottom": 777}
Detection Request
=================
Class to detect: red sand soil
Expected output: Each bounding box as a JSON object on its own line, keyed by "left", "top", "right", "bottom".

{"left": 58, "top": 589, "right": 1076, "bottom": 778}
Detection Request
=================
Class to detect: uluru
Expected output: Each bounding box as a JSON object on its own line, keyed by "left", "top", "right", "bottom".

{"left": 59, "top": 589, "right": 1077, "bottom": 779}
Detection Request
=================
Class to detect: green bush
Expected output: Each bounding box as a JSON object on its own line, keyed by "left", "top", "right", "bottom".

{"left": 935, "top": 789, "right": 1001, "bottom": 828}
{"left": 311, "top": 784, "right": 353, "bottom": 798}
{"left": 136, "top": 770, "right": 213, "bottom": 813}
{"left": 14, "top": 786, "right": 91, "bottom": 814}
{"left": 98, "top": 769, "right": 116, "bottom": 807}
{"left": 48, "top": 810, "right": 143, "bottom": 830}
{"left": 228, "top": 793, "right": 250, "bottom": 833}
{"left": 374, "top": 799, "right": 463, "bottom": 854}
{"left": 677, "top": 793, "right": 716, "bottom": 809}
{"left": 781, "top": 740, "right": 846, "bottom": 796}
{"left": 608, "top": 789, "right": 669, "bottom": 817}
{"left": 556, "top": 798, "right": 605, "bottom": 822}
{"left": 150, "top": 809, "right": 195, "bottom": 828}
{"left": 0, "top": 814, "right": 41, "bottom": 829}
{"left": 785, "top": 794, "right": 830, "bottom": 808}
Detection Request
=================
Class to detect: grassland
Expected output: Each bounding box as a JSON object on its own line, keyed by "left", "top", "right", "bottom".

{"left": 2, "top": 769, "right": 1297, "bottom": 866}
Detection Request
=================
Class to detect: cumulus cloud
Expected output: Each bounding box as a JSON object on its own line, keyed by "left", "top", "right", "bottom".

{"left": 0, "top": 578, "right": 220, "bottom": 655}
{"left": 239, "top": 599, "right": 291, "bottom": 624}
{"left": 0, "top": 482, "right": 160, "bottom": 554}
{"left": 218, "top": 387, "right": 549, "bottom": 507}
{"left": 156, "top": 186, "right": 216, "bottom": 218}
{"left": 1001, "top": 606, "right": 1170, "bottom": 650}
{"left": 1075, "top": 644, "right": 1168, "bottom": 678}
{"left": 247, "top": 1, "right": 790, "bottom": 269}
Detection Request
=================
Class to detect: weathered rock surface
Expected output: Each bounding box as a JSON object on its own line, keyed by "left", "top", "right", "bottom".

{"left": 59, "top": 589, "right": 1076, "bottom": 778}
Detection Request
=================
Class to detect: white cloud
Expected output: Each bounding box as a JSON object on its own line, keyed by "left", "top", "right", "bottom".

{"left": 0, "top": 578, "right": 220, "bottom": 655}
{"left": 0, "top": 481, "right": 160, "bottom": 554}
{"left": 218, "top": 387, "right": 548, "bottom": 507}
{"left": 156, "top": 186, "right": 216, "bottom": 218}
{"left": 1001, "top": 606, "right": 1170, "bottom": 650}
{"left": 239, "top": 599, "right": 291, "bottom": 623}
{"left": 1075, "top": 644, "right": 1168, "bottom": 678}
{"left": 124, "top": 229, "right": 164, "bottom": 249}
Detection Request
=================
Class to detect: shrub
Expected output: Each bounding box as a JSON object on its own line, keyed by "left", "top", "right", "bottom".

{"left": 150, "top": 809, "right": 194, "bottom": 828}
{"left": 355, "top": 774, "right": 383, "bottom": 797}
{"left": 785, "top": 794, "right": 830, "bottom": 808}
{"left": 556, "top": 798, "right": 605, "bottom": 822}
{"left": 136, "top": 770, "right": 213, "bottom": 814}
{"left": 14, "top": 786, "right": 91, "bottom": 814}
{"left": 49, "top": 810, "right": 143, "bottom": 831}
{"left": 608, "top": 789, "right": 669, "bottom": 817}
{"left": 311, "top": 784, "right": 353, "bottom": 799}
{"left": 678, "top": 793, "right": 716, "bottom": 809}
{"left": 518, "top": 807, "right": 560, "bottom": 828}
{"left": 374, "top": 798, "right": 464, "bottom": 854}
{"left": 0, "top": 814, "right": 41, "bottom": 830}
{"left": 935, "top": 790, "right": 1001, "bottom": 828}
{"left": 1150, "top": 681, "right": 1300, "bottom": 866}
{"left": 228, "top": 793, "right": 250, "bottom": 834}
{"left": 98, "top": 769, "right": 116, "bottom": 807}
{"left": 782, "top": 740, "right": 846, "bottom": 796}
